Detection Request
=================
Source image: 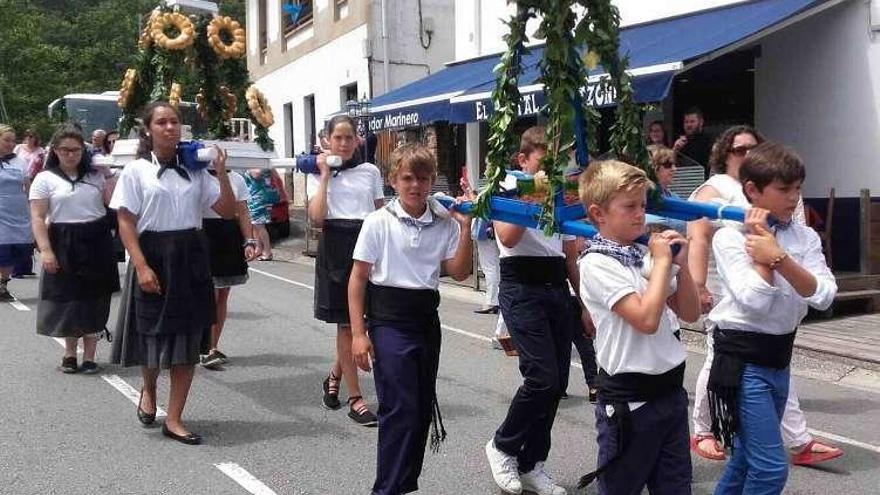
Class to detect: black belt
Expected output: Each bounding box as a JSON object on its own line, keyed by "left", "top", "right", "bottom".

{"left": 500, "top": 256, "right": 567, "bottom": 285}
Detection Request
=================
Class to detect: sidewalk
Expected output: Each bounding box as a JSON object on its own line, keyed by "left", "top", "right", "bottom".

{"left": 270, "top": 230, "right": 880, "bottom": 372}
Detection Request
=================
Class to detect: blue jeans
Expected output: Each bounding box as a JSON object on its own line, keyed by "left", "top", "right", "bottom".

{"left": 715, "top": 364, "right": 790, "bottom": 495}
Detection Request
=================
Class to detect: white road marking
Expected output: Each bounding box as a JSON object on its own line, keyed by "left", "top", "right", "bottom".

{"left": 248, "top": 266, "right": 880, "bottom": 455}
{"left": 215, "top": 463, "right": 278, "bottom": 495}
{"left": 101, "top": 374, "right": 167, "bottom": 418}
{"left": 8, "top": 298, "right": 30, "bottom": 311}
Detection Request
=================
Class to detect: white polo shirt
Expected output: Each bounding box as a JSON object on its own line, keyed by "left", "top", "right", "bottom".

{"left": 353, "top": 198, "right": 461, "bottom": 290}
{"left": 306, "top": 162, "right": 384, "bottom": 220}
{"left": 578, "top": 252, "right": 686, "bottom": 377}
{"left": 29, "top": 170, "right": 107, "bottom": 223}
{"left": 496, "top": 224, "right": 574, "bottom": 258}
{"left": 110, "top": 158, "right": 220, "bottom": 233}
{"left": 202, "top": 171, "right": 250, "bottom": 219}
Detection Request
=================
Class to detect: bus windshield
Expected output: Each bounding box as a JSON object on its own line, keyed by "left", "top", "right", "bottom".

{"left": 48, "top": 94, "right": 207, "bottom": 137}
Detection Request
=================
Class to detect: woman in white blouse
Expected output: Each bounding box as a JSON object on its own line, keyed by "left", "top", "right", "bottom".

{"left": 30, "top": 125, "right": 119, "bottom": 374}
{"left": 109, "top": 101, "right": 235, "bottom": 445}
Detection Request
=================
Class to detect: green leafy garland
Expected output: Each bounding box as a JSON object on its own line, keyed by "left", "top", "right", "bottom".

{"left": 118, "top": 3, "right": 274, "bottom": 151}
{"left": 479, "top": 0, "right": 654, "bottom": 230}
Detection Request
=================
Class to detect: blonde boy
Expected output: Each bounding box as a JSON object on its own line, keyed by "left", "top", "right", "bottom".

{"left": 577, "top": 160, "right": 700, "bottom": 494}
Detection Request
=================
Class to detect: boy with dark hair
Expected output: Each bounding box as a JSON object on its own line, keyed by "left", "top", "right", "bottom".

{"left": 709, "top": 141, "right": 836, "bottom": 495}
{"left": 577, "top": 160, "right": 700, "bottom": 494}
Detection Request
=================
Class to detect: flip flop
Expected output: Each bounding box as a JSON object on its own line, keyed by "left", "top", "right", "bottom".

{"left": 791, "top": 440, "right": 844, "bottom": 466}
{"left": 690, "top": 434, "right": 726, "bottom": 461}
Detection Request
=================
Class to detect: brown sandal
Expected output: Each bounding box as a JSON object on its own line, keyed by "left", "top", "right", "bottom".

{"left": 690, "top": 434, "right": 726, "bottom": 461}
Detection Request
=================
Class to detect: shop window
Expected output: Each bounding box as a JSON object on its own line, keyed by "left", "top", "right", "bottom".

{"left": 283, "top": 0, "right": 313, "bottom": 37}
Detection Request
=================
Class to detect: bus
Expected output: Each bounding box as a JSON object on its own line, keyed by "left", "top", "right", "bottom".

{"left": 47, "top": 92, "right": 207, "bottom": 137}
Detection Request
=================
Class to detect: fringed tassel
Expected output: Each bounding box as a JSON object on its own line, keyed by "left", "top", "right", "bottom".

{"left": 429, "top": 395, "right": 447, "bottom": 453}
{"left": 708, "top": 386, "right": 738, "bottom": 449}
{"left": 577, "top": 402, "right": 629, "bottom": 489}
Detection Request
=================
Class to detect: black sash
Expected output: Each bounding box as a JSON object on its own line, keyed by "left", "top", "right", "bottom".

{"left": 708, "top": 328, "right": 796, "bottom": 448}
{"left": 500, "top": 256, "right": 567, "bottom": 285}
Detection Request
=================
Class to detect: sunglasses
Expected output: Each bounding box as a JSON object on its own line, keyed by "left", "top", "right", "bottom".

{"left": 730, "top": 145, "right": 755, "bottom": 157}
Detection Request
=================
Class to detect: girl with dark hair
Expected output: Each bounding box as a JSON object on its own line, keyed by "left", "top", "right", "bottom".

{"left": 646, "top": 120, "right": 668, "bottom": 147}
{"left": 29, "top": 125, "right": 119, "bottom": 373}
{"left": 103, "top": 130, "right": 119, "bottom": 155}
{"left": 109, "top": 101, "right": 236, "bottom": 445}
{"left": 0, "top": 124, "right": 32, "bottom": 301}
{"left": 308, "top": 114, "right": 384, "bottom": 426}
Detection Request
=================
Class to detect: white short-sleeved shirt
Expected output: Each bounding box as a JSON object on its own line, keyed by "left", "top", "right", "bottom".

{"left": 353, "top": 198, "right": 461, "bottom": 290}
{"left": 708, "top": 224, "right": 837, "bottom": 335}
{"left": 306, "top": 163, "right": 384, "bottom": 220}
{"left": 203, "top": 171, "right": 249, "bottom": 219}
{"left": 579, "top": 252, "right": 686, "bottom": 378}
{"left": 109, "top": 158, "right": 220, "bottom": 233}
{"left": 29, "top": 170, "right": 107, "bottom": 223}
{"left": 496, "top": 225, "right": 574, "bottom": 258}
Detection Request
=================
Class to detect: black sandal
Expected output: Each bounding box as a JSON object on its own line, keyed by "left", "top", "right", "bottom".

{"left": 347, "top": 396, "right": 378, "bottom": 427}
{"left": 137, "top": 387, "right": 157, "bottom": 426}
{"left": 322, "top": 372, "right": 342, "bottom": 410}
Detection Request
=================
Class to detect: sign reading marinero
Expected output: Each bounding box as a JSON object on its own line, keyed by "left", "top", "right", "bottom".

{"left": 369, "top": 111, "right": 420, "bottom": 131}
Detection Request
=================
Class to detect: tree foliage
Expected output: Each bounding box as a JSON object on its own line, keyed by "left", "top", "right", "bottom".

{"left": 0, "top": 0, "right": 244, "bottom": 139}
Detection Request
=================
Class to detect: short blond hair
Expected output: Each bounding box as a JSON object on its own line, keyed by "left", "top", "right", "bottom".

{"left": 0, "top": 124, "right": 14, "bottom": 137}
{"left": 388, "top": 143, "right": 438, "bottom": 183}
{"left": 578, "top": 160, "right": 653, "bottom": 216}
{"left": 647, "top": 144, "right": 676, "bottom": 171}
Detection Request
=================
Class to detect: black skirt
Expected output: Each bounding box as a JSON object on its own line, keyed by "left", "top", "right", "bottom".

{"left": 37, "top": 219, "right": 120, "bottom": 338}
{"left": 314, "top": 219, "right": 363, "bottom": 324}
{"left": 110, "top": 229, "right": 215, "bottom": 369}
{"left": 203, "top": 218, "right": 248, "bottom": 288}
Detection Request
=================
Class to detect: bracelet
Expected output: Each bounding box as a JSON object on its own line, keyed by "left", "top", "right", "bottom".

{"left": 769, "top": 252, "right": 788, "bottom": 269}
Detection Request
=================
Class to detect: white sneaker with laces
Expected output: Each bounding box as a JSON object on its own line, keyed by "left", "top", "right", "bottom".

{"left": 485, "top": 439, "right": 522, "bottom": 494}
{"left": 520, "top": 462, "right": 566, "bottom": 495}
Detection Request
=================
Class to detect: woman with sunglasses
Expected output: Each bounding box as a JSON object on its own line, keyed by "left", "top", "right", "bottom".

{"left": 29, "top": 125, "right": 119, "bottom": 374}
{"left": 646, "top": 144, "right": 687, "bottom": 234}
{"left": 687, "top": 126, "right": 842, "bottom": 466}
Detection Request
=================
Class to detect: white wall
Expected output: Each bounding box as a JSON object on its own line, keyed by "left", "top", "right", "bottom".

{"left": 368, "top": 0, "right": 456, "bottom": 96}
{"left": 254, "top": 24, "right": 372, "bottom": 156}
{"left": 755, "top": 0, "right": 880, "bottom": 198}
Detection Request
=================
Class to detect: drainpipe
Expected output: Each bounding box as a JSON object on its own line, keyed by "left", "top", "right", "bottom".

{"left": 474, "top": 0, "right": 482, "bottom": 56}
{"left": 381, "top": 0, "right": 390, "bottom": 93}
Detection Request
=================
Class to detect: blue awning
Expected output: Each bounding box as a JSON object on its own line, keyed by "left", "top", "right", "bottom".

{"left": 366, "top": 0, "right": 836, "bottom": 128}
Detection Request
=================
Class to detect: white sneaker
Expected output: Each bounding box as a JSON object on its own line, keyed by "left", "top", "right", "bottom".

{"left": 520, "top": 462, "right": 566, "bottom": 495}
{"left": 485, "top": 439, "right": 522, "bottom": 494}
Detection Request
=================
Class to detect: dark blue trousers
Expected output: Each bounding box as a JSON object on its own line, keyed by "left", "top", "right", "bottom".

{"left": 370, "top": 320, "right": 441, "bottom": 495}
{"left": 494, "top": 281, "right": 574, "bottom": 472}
{"left": 595, "top": 387, "right": 692, "bottom": 495}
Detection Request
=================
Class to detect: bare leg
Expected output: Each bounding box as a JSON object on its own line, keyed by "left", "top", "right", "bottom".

{"left": 140, "top": 367, "right": 160, "bottom": 414}
{"left": 82, "top": 335, "right": 98, "bottom": 362}
{"left": 211, "top": 288, "right": 231, "bottom": 351}
{"left": 337, "top": 325, "right": 364, "bottom": 407}
{"left": 255, "top": 224, "right": 272, "bottom": 258}
{"left": 64, "top": 337, "right": 78, "bottom": 359}
{"left": 165, "top": 364, "right": 196, "bottom": 435}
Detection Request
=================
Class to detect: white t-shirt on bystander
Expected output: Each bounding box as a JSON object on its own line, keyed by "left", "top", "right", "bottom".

{"left": 353, "top": 199, "right": 461, "bottom": 290}
{"left": 29, "top": 170, "right": 107, "bottom": 223}
{"left": 203, "top": 171, "right": 250, "bottom": 219}
{"left": 496, "top": 225, "right": 574, "bottom": 259}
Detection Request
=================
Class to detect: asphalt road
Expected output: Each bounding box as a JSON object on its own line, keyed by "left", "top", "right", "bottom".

{"left": 1, "top": 259, "right": 878, "bottom": 495}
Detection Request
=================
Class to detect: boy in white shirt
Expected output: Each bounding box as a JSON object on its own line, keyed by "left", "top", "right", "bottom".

{"left": 709, "top": 142, "right": 836, "bottom": 495}
{"left": 577, "top": 160, "right": 700, "bottom": 494}
{"left": 348, "top": 144, "right": 473, "bottom": 495}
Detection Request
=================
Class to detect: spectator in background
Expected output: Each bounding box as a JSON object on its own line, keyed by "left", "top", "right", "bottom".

{"left": 103, "top": 130, "right": 119, "bottom": 155}
{"left": 14, "top": 129, "right": 46, "bottom": 177}
{"left": 90, "top": 129, "right": 107, "bottom": 155}
{"left": 673, "top": 107, "right": 714, "bottom": 178}
{"left": 647, "top": 144, "right": 687, "bottom": 235}
{"left": 646, "top": 120, "right": 668, "bottom": 147}
{"left": 244, "top": 168, "right": 278, "bottom": 261}
{"left": 0, "top": 124, "right": 34, "bottom": 300}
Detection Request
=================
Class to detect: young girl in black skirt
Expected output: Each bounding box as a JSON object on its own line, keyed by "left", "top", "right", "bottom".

{"left": 109, "top": 101, "right": 236, "bottom": 445}
{"left": 201, "top": 168, "right": 260, "bottom": 369}
{"left": 29, "top": 125, "right": 120, "bottom": 374}
{"left": 307, "top": 115, "right": 384, "bottom": 426}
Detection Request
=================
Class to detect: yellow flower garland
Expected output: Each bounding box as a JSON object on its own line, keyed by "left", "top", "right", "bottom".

{"left": 168, "top": 83, "right": 182, "bottom": 109}
{"left": 117, "top": 69, "right": 138, "bottom": 108}
{"left": 150, "top": 12, "right": 195, "bottom": 51}
{"left": 246, "top": 86, "right": 274, "bottom": 128}
{"left": 207, "top": 16, "right": 246, "bottom": 60}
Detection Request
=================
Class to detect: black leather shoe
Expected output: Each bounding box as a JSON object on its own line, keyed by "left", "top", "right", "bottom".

{"left": 474, "top": 305, "right": 500, "bottom": 315}
{"left": 162, "top": 424, "right": 202, "bottom": 445}
{"left": 137, "top": 388, "right": 156, "bottom": 426}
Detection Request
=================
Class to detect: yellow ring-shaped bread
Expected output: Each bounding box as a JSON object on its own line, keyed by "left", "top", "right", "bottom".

{"left": 245, "top": 86, "right": 274, "bottom": 128}
{"left": 207, "top": 16, "right": 246, "bottom": 59}
{"left": 151, "top": 12, "right": 195, "bottom": 51}
{"left": 117, "top": 69, "right": 138, "bottom": 108}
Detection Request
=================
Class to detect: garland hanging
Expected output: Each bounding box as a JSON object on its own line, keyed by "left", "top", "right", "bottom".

{"left": 117, "top": 3, "right": 274, "bottom": 151}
